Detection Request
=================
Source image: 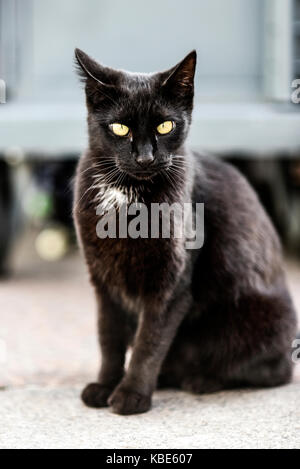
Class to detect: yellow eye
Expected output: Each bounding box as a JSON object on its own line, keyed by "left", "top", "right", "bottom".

{"left": 156, "top": 120, "right": 174, "bottom": 135}
{"left": 110, "top": 123, "right": 130, "bottom": 137}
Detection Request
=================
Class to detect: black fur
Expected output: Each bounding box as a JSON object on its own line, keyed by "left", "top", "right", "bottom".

{"left": 74, "top": 49, "right": 297, "bottom": 415}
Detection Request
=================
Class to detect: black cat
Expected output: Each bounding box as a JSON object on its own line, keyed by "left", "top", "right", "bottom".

{"left": 73, "top": 48, "right": 297, "bottom": 415}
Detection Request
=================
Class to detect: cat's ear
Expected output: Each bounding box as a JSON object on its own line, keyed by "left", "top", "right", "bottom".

{"left": 74, "top": 48, "right": 119, "bottom": 106}
{"left": 160, "top": 51, "right": 196, "bottom": 104}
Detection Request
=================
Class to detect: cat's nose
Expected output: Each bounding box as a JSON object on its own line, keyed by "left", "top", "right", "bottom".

{"left": 136, "top": 154, "right": 154, "bottom": 168}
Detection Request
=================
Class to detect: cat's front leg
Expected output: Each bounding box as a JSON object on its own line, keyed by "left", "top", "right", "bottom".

{"left": 108, "top": 290, "right": 191, "bottom": 415}
{"left": 82, "top": 290, "right": 131, "bottom": 408}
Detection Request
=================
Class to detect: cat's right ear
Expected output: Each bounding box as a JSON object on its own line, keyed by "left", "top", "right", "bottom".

{"left": 74, "top": 48, "right": 118, "bottom": 106}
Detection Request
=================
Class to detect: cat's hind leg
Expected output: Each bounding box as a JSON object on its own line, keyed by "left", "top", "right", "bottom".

{"left": 180, "top": 375, "right": 225, "bottom": 394}
{"left": 229, "top": 354, "right": 293, "bottom": 389}
{"left": 157, "top": 357, "right": 225, "bottom": 393}
{"left": 157, "top": 328, "right": 225, "bottom": 394}
{"left": 158, "top": 290, "right": 296, "bottom": 395}
{"left": 177, "top": 355, "right": 293, "bottom": 394}
{"left": 159, "top": 348, "right": 293, "bottom": 395}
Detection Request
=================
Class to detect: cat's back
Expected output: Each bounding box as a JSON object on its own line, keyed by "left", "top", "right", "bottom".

{"left": 193, "top": 151, "right": 279, "bottom": 244}
{"left": 191, "top": 151, "right": 284, "bottom": 290}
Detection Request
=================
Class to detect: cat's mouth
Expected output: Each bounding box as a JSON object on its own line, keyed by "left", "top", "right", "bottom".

{"left": 119, "top": 163, "right": 171, "bottom": 181}
{"left": 127, "top": 170, "right": 158, "bottom": 181}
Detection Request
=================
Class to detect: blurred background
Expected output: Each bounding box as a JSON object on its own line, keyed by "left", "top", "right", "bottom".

{"left": 0, "top": 0, "right": 299, "bottom": 388}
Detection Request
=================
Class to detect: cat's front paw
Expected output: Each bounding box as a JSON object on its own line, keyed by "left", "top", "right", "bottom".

{"left": 81, "top": 382, "right": 113, "bottom": 408}
{"left": 108, "top": 386, "right": 151, "bottom": 415}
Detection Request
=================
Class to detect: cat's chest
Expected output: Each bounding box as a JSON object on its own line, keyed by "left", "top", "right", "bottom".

{"left": 79, "top": 187, "right": 186, "bottom": 313}
{"left": 96, "top": 234, "right": 185, "bottom": 301}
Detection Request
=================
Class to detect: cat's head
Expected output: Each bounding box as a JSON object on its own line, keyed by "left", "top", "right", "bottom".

{"left": 75, "top": 49, "right": 196, "bottom": 181}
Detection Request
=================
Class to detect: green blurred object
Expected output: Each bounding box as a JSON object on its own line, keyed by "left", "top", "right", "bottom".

{"left": 25, "top": 190, "right": 53, "bottom": 220}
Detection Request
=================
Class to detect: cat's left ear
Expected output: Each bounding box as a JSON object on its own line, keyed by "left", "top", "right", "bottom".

{"left": 160, "top": 51, "right": 196, "bottom": 104}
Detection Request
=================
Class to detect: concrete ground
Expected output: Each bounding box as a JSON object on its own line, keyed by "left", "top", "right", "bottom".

{"left": 0, "top": 252, "right": 300, "bottom": 449}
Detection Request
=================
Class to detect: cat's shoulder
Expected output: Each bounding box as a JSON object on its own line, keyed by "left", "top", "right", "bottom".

{"left": 192, "top": 151, "right": 259, "bottom": 204}
{"left": 194, "top": 151, "right": 244, "bottom": 182}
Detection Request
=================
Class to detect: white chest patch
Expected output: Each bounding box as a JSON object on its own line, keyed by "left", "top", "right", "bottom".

{"left": 103, "top": 187, "right": 128, "bottom": 209}
{"left": 95, "top": 185, "right": 128, "bottom": 214}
